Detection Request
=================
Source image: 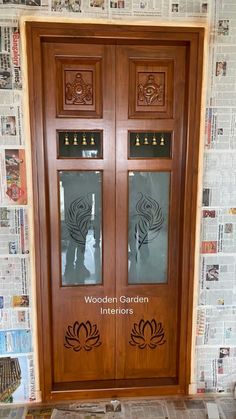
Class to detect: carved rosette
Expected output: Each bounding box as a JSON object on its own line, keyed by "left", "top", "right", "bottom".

{"left": 138, "top": 74, "right": 164, "bottom": 106}
{"left": 66, "top": 72, "right": 93, "bottom": 105}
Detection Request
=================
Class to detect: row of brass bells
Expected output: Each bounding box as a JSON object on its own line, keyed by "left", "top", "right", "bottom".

{"left": 64, "top": 133, "right": 95, "bottom": 146}
{"left": 135, "top": 134, "right": 165, "bottom": 147}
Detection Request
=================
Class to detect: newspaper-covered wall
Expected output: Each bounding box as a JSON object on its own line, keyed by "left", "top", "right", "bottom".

{"left": 0, "top": 0, "right": 235, "bottom": 404}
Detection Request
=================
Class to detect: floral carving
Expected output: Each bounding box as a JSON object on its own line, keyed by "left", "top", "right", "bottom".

{"left": 64, "top": 320, "right": 101, "bottom": 352}
{"left": 66, "top": 72, "right": 93, "bottom": 105}
{"left": 129, "top": 318, "right": 166, "bottom": 349}
{"left": 138, "top": 74, "right": 164, "bottom": 105}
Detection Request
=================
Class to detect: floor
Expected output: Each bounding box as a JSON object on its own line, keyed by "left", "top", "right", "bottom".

{"left": 0, "top": 397, "right": 236, "bottom": 419}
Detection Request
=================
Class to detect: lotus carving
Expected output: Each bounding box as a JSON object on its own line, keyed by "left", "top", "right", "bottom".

{"left": 129, "top": 319, "right": 166, "bottom": 349}
{"left": 64, "top": 320, "right": 101, "bottom": 352}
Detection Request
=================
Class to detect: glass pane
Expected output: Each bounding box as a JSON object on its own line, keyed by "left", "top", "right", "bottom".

{"left": 128, "top": 172, "right": 169, "bottom": 284}
{"left": 129, "top": 132, "right": 171, "bottom": 158}
{"left": 59, "top": 171, "right": 102, "bottom": 286}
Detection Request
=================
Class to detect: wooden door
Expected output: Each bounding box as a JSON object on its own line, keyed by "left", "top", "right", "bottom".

{"left": 27, "top": 22, "right": 204, "bottom": 400}
{"left": 115, "top": 45, "right": 185, "bottom": 382}
{"left": 42, "top": 42, "right": 117, "bottom": 384}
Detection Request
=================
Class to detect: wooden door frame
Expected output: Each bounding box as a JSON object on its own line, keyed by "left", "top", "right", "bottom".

{"left": 26, "top": 21, "right": 204, "bottom": 401}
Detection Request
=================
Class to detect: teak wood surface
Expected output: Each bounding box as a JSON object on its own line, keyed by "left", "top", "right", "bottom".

{"left": 26, "top": 22, "right": 204, "bottom": 402}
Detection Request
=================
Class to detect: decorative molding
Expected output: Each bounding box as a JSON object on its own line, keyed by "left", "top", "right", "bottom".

{"left": 129, "top": 319, "right": 166, "bottom": 349}
{"left": 64, "top": 320, "right": 102, "bottom": 352}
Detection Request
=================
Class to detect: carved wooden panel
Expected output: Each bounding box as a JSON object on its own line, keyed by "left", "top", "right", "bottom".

{"left": 65, "top": 71, "right": 93, "bottom": 105}
{"left": 56, "top": 58, "right": 102, "bottom": 118}
{"left": 129, "top": 60, "right": 173, "bottom": 119}
{"left": 137, "top": 73, "right": 165, "bottom": 106}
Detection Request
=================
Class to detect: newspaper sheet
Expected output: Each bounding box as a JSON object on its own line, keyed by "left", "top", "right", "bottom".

{"left": 216, "top": 1, "right": 236, "bottom": 45}
{"left": 109, "top": 0, "right": 132, "bottom": 18}
{"left": 169, "top": 0, "right": 209, "bottom": 17}
{"left": 0, "top": 89, "right": 22, "bottom": 107}
{"left": 10, "top": 354, "right": 36, "bottom": 402}
{"left": 201, "top": 208, "right": 236, "bottom": 254}
{"left": 0, "top": 148, "right": 27, "bottom": 205}
{"left": 51, "top": 0, "right": 109, "bottom": 16}
{"left": 200, "top": 255, "right": 236, "bottom": 290}
{"left": 197, "top": 345, "right": 236, "bottom": 394}
{"left": 0, "top": 255, "right": 35, "bottom": 402}
{"left": 209, "top": 45, "right": 236, "bottom": 108}
{"left": 203, "top": 153, "right": 236, "bottom": 207}
{"left": 0, "top": 256, "right": 29, "bottom": 305}
{"left": 0, "top": 207, "right": 29, "bottom": 255}
{"left": 51, "top": 0, "right": 82, "bottom": 13}
{"left": 51, "top": 400, "right": 169, "bottom": 419}
{"left": 108, "top": 0, "right": 209, "bottom": 18}
{"left": 0, "top": 103, "right": 23, "bottom": 146}
{"left": 196, "top": 306, "right": 236, "bottom": 345}
{"left": 0, "top": 406, "right": 26, "bottom": 418}
{"left": 49, "top": 0, "right": 211, "bottom": 17}
{"left": 205, "top": 107, "right": 236, "bottom": 150}
{"left": 217, "top": 398, "right": 236, "bottom": 419}
{"left": 51, "top": 399, "right": 212, "bottom": 419}
{"left": 26, "top": 407, "right": 52, "bottom": 418}
{"left": 0, "top": 25, "right": 21, "bottom": 90}
{"left": 0, "top": 329, "right": 32, "bottom": 353}
{"left": 0, "top": 0, "right": 48, "bottom": 8}
{"left": 132, "top": 0, "right": 163, "bottom": 18}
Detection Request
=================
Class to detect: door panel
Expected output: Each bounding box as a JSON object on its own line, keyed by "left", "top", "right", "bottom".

{"left": 115, "top": 45, "right": 186, "bottom": 380}
{"left": 42, "top": 43, "right": 116, "bottom": 383}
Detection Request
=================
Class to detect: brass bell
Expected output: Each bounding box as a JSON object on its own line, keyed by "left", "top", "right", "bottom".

{"left": 152, "top": 134, "right": 157, "bottom": 146}
{"left": 64, "top": 133, "right": 70, "bottom": 146}
{"left": 144, "top": 135, "right": 149, "bottom": 145}
{"left": 90, "top": 135, "right": 95, "bottom": 146}
{"left": 160, "top": 135, "right": 165, "bottom": 146}
{"left": 135, "top": 134, "right": 140, "bottom": 146}
{"left": 82, "top": 133, "right": 87, "bottom": 146}
{"left": 73, "top": 133, "right": 78, "bottom": 146}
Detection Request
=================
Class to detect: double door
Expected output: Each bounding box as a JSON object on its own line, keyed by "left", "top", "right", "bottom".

{"left": 36, "top": 31, "right": 194, "bottom": 396}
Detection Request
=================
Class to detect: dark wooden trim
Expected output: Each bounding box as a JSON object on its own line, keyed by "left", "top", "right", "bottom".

{"left": 26, "top": 21, "right": 204, "bottom": 401}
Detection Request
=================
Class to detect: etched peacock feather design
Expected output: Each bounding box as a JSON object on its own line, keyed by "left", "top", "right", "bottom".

{"left": 65, "top": 195, "right": 92, "bottom": 246}
{"left": 134, "top": 193, "right": 164, "bottom": 255}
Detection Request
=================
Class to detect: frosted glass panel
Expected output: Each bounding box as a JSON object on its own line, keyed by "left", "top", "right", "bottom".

{"left": 128, "top": 172, "right": 169, "bottom": 284}
{"left": 59, "top": 171, "right": 102, "bottom": 286}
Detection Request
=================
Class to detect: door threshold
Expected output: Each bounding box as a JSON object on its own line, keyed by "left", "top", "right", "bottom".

{"left": 53, "top": 377, "right": 178, "bottom": 391}
{"left": 49, "top": 378, "right": 185, "bottom": 401}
